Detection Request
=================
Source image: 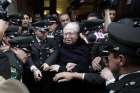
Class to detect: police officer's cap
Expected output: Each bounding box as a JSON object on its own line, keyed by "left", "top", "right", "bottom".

{"left": 46, "top": 15, "right": 57, "bottom": 23}
{"left": 32, "top": 21, "right": 48, "bottom": 32}
{"left": 108, "top": 18, "right": 140, "bottom": 57}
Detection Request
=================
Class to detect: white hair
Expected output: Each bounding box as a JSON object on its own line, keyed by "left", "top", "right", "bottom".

{"left": 63, "top": 22, "right": 80, "bottom": 33}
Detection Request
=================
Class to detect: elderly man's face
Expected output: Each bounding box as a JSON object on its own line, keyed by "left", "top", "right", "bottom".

{"left": 63, "top": 28, "right": 79, "bottom": 45}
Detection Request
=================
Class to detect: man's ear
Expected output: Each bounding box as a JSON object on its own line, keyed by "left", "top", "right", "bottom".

{"left": 119, "top": 54, "right": 127, "bottom": 66}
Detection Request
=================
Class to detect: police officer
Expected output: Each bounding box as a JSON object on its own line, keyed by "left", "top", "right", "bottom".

{"left": 22, "top": 21, "right": 58, "bottom": 93}
{"left": 100, "top": 18, "right": 140, "bottom": 93}
{"left": 47, "top": 15, "right": 58, "bottom": 39}
{"left": 0, "top": 20, "right": 28, "bottom": 80}
{"left": 46, "top": 15, "right": 63, "bottom": 45}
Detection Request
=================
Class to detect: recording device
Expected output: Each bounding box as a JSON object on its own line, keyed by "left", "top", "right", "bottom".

{"left": 8, "top": 36, "right": 33, "bottom": 52}
{"left": 0, "top": 0, "right": 12, "bottom": 19}
{"left": 80, "top": 19, "right": 104, "bottom": 43}
{"left": 80, "top": 19, "right": 104, "bottom": 33}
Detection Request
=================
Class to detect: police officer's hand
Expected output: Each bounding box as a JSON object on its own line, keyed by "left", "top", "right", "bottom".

{"left": 66, "top": 62, "right": 77, "bottom": 72}
{"left": 0, "top": 39, "right": 10, "bottom": 52}
{"left": 31, "top": 65, "right": 42, "bottom": 81}
{"left": 49, "top": 64, "right": 60, "bottom": 72}
{"left": 53, "top": 72, "right": 74, "bottom": 83}
{"left": 92, "top": 57, "right": 102, "bottom": 71}
{"left": 41, "top": 63, "right": 50, "bottom": 71}
{"left": 100, "top": 67, "right": 115, "bottom": 81}
{"left": 33, "top": 69, "right": 42, "bottom": 81}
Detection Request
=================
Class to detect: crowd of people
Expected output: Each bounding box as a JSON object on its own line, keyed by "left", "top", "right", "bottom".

{"left": 0, "top": 6, "right": 140, "bottom": 93}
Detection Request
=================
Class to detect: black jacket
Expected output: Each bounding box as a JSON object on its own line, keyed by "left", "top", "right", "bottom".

{"left": 28, "top": 37, "right": 58, "bottom": 68}
{"left": 58, "top": 39, "right": 91, "bottom": 73}
{"left": 107, "top": 72, "right": 140, "bottom": 93}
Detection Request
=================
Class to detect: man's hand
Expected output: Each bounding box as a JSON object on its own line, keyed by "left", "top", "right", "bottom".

{"left": 30, "top": 65, "right": 42, "bottom": 81}
{"left": 33, "top": 69, "right": 42, "bottom": 81}
{"left": 0, "top": 41, "right": 10, "bottom": 52}
{"left": 49, "top": 64, "right": 60, "bottom": 72}
{"left": 92, "top": 57, "right": 102, "bottom": 71}
{"left": 11, "top": 48, "right": 28, "bottom": 64}
{"left": 66, "top": 63, "right": 77, "bottom": 72}
{"left": 0, "top": 20, "right": 8, "bottom": 41}
{"left": 53, "top": 72, "right": 74, "bottom": 83}
{"left": 100, "top": 67, "right": 115, "bottom": 81}
{"left": 41, "top": 63, "right": 50, "bottom": 71}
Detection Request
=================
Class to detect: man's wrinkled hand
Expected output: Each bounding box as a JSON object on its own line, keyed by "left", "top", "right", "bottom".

{"left": 41, "top": 63, "right": 50, "bottom": 71}
{"left": 49, "top": 64, "right": 60, "bottom": 72}
{"left": 53, "top": 72, "right": 74, "bottom": 83}
{"left": 11, "top": 48, "right": 28, "bottom": 64}
{"left": 33, "top": 69, "right": 42, "bottom": 81}
{"left": 66, "top": 63, "right": 77, "bottom": 72}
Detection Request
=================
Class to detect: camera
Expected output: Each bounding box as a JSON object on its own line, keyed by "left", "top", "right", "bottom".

{"left": 80, "top": 19, "right": 104, "bottom": 43}
{"left": 80, "top": 19, "right": 104, "bottom": 33}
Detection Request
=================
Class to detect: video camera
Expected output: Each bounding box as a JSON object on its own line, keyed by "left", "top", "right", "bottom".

{"left": 80, "top": 19, "right": 104, "bottom": 33}
{"left": 8, "top": 36, "right": 33, "bottom": 50}
{"left": 80, "top": 19, "right": 105, "bottom": 43}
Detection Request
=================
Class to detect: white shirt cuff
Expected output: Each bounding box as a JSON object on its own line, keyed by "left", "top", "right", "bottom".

{"left": 106, "top": 78, "right": 115, "bottom": 86}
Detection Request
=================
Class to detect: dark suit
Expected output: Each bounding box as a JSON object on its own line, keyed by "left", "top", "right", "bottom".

{"left": 58, "top": 39, "right": 91, "bottom": 73}
{"left": 22, "top": 36, "right": 58, "bottom": 93}
{"left": 54, "top": 39, "right": 91, "bottom": 93}
{"left": 107, "top": 72, "right": 140, "bottom": 93}
{"left": 28, "top": 37, "right": 58, "bottom": 68}
{"left": 84, "top": 73, "right": 106, "bottom": 93}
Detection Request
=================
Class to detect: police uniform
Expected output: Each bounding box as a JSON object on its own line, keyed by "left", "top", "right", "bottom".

{"left": 46, "top": 15, "right": 63, "bottom": 45}
{"left": 0, "top": 50, "right": 23, "bottom": 80}
{"left": 106, "top": 18, "right": 140, "bottom": 93}
{"left": 22, "top": 22, "right": 58, "bottom": 93}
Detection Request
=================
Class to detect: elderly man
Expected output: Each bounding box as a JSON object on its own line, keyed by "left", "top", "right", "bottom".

{"left": 50, "top": 22, "right": 90, "bottom": 73}
{"left": 49, "top": 22, "right": 91, "bottom": 93}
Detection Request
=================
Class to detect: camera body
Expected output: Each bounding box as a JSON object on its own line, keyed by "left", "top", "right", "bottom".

{"left": 80, "top": 19, "right": 104, "bottom": 43}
